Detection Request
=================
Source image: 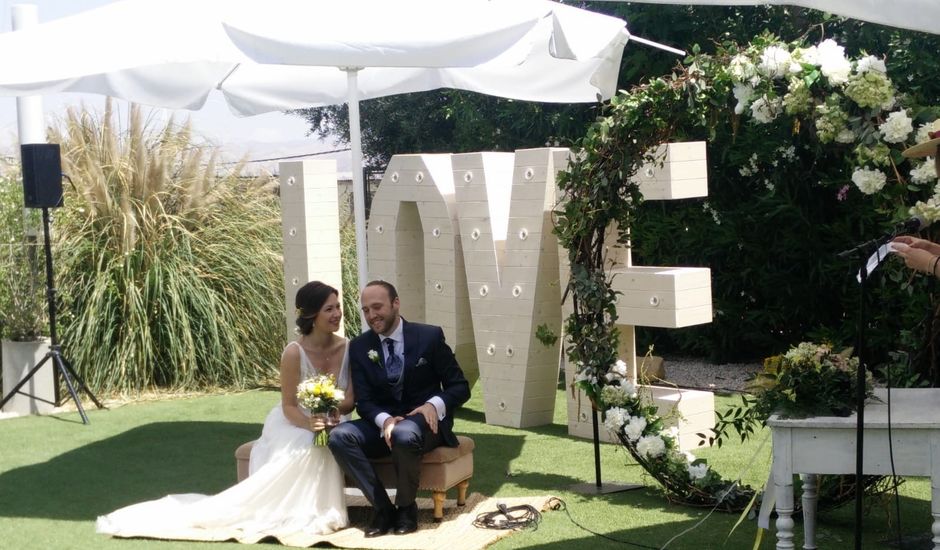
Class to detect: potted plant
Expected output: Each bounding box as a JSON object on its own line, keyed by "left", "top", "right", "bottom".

{"left": 0, "top": 173, "right": 52, "bottom": 416}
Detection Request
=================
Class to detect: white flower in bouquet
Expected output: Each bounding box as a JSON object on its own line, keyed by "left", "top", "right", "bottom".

{"left": 792, "top": 45, "right": 819, "bottom": 67}
{"left": 856, "top": 55, "right": 887, "bottom": 75}
{"left": 665, "top": 426, "right": 680, "bottom": 441}
{"left": 750, "top": 95, "right": 782, "bottom": 124}
{"left": 911, "top": 159, "right": 938, "bottom": 185}
{"left": 600, "top": 384, "right": 629, "bottom": 407}
{"left": 619, "top": 378, "right": 638, "bottom": 398}
{"left": 783, "top": 78, "right": 812, "bottom": 115}
{"left": 636, "top": 434, "right": 666, "bottom": 459}
{"left": 878, "top": 110, "right": 913, "bottom": 143}
{"left": 915, "top": 120, "right": 940, "bottom": 144}
{"left": 611, "top": 359, "right": 628, "bottom": 377}
{"left": 297, "top": 374, "right": 344, "bottom": 445}
{"left": 835, "top": 129, "right": 856, "bottom": 144}
{"left": 910, "top": 198, "right": 940, "bottom": 225}
{"left": 603, "top": 407, "right": 629, "bottom": 433}
{"left": 815, "top": 97, "right": 850, "bottom": 143}
{"left": 855, "top": 143, "right": 892, "bottom": 168}
{"left": 623, "top": 415, "right": 648, "bottom": 442}
{"left": 851, "top": 167, "right": 888, "bottom": 195}
{"left": 817, "top": 39, "right": 851, "bottom": 85}
{"left": 758, "top": 45, "right": 792, "bottom": 78}
{"left": 687, "top": 462, "right": 710, "bottom": 480}
{"left": 845, "top": 70, "right": 895, "bottom": 110}
{"left": 733, "top": 83, "right": 755, "bottom": 115}
{"left": 728, "top": 53, "right": 758, "bottom": 83}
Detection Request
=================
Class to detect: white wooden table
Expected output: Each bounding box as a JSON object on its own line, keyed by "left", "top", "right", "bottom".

{"left": 768, "top": 388, "right": 940, "bottom": 549}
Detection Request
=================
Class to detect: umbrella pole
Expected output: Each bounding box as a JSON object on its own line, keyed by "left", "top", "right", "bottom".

{"left": 345, "top": 67, "right": 369, "bottom": 329}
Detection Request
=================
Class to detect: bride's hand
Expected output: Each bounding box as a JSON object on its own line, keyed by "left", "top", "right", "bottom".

{"left": 309, "top": 414, "right": 328, "bottom": 433}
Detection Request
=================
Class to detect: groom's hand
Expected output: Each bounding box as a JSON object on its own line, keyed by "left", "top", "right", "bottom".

{"left": 408, "top": 403, "right": 438, "bottom": 434}
{"left": 383, "top": 416, "right": 404, "bottom": 448}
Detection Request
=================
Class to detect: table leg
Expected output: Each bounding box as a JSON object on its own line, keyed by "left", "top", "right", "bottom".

{"left": 776, "top": 476, "right": 796, "bottom": 550}
{"left": 801, "top": 474, "right": 818, "bottom": 550}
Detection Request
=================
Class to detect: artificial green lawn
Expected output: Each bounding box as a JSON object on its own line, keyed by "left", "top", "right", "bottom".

{"left": 0, "top": 384, "right": 933, "bottom": 549}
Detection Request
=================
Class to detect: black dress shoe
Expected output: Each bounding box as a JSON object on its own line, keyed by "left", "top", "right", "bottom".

{"left": 364, "top": 508, "right": 394, "bottom": 538}
{"left": 394, "top": 502, "right": 418, "bottom": 535}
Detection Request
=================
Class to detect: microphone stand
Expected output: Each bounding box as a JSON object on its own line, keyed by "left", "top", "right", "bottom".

{"left": 837, "top": 232, "right": 892, "bottom": 550}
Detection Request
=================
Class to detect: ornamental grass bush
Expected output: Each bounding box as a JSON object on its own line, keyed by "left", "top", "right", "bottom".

{"left": 49, "top": 102, "right": 284, "bottom": 394}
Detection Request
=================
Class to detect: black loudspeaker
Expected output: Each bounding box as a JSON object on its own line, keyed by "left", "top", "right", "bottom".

{"left": 21, "top": 143, "right": 63, "bottom": 209}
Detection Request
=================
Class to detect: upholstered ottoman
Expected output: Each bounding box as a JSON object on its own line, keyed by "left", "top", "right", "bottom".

{"left": 235, "top": 435, "right": 474, "bottom": 521}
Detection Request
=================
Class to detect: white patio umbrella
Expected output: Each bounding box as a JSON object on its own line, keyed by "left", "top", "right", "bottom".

{"left": 0, "top": 0, "right": 634, "bottom": 291}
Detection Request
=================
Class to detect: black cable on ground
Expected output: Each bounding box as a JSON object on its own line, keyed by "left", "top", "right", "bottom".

{"left": 547, "top": 498, "right": 659, "bottom": 549}
{"left": 473, "top": 502, "right": 543, "bottom": 530}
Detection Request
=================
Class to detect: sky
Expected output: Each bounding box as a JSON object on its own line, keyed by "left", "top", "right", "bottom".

{"left": 0, "top": 0, "right": 348, "bottom": 172}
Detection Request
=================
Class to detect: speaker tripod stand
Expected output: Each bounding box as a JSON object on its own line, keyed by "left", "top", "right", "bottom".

{"left": 0, "top": 207, "right": 103, "bottom": 424}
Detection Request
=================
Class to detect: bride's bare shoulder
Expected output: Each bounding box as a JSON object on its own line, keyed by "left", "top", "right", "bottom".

{"left": 281, "top": 341, "right": 301, "bottom": 361}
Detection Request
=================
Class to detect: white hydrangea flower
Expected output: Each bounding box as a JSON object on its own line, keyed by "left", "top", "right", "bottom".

{"left": 758, "top": 45, "right": 792, "bottom": 78}
{"left": 666, "top": 426, "right": 680, "bottom": 440}
{"left": 835, "top": 129, "right": 856, "bottom": 144}
{"left": 879, "top": 110, "right": 913, "bottom": 144}
{"left": 915, "top": 119, "right": 940, "bottom": 144}
{"left": 909, "top": 198, "right": 940, "bottom": 225}
{"left": 622, "top": 415, "right": 647, "bottom": 441}
{"left": 688, "top": 463, "right": 710, "bottom": 480}
{"left": 911, "top": 158, "right": 938, "bottom": 185}
{"left": 792, "top": 45, "right": 819, "bottom": 66}
{"left": 603, "top": 407, "right": 628, "bottom": 433}
{"left": 817, "top": 39, "right": 851, "bottom": 85}
{"left": 851, "top": 167, "right": 888, "bottom": 195}
{"left": 856, "top": 55, "right": 887, "bottom": 74}
{"left": 732, "top": 83, "right": 755, "bottom": 115}
{"left": 728, "top": 53, "right": 757, "bottom": 83}
{"left": 750, "top": 95, "right": 782, "bottom": 124}
{"left": 636, "top": 434, "right": 666, "bottom": 459}
{"left": 611, "top": 359, "right": 628, "bottom": 377}
{"left": 619, "top": 378, "right": 638, "bottom": 398}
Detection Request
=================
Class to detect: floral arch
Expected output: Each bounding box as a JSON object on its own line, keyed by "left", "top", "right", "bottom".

{"left": 555, "top": 33, "right": 940, "bottom": 510}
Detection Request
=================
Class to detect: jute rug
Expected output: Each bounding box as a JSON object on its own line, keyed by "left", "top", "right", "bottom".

{"left": 274, "top": 493, "right": 558, "bottom": 549}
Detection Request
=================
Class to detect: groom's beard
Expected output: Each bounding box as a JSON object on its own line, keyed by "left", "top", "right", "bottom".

{"left": 369, "top": 311, "right": 399, "bottom": 336}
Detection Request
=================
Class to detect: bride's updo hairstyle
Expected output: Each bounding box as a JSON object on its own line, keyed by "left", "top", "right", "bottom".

{"left": 295, "top": 281, "right": 339, "bottom": 335}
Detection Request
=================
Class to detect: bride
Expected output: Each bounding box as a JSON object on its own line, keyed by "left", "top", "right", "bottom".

{"left": 97, "top": 281, "right": 354, "bottom": 543}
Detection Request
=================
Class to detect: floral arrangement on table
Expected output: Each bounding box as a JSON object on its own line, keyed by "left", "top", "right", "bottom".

{"left": 558, "top": 32, "right": 936, "bottom": 512}
{"left": 710, "top": 342, "right": 873, "bottom": 447}
{"left": 749, "top": 342, "right": 872, "bottom": 418}
{"left": 297, "top": 374, "right": 344, "bottom": 446}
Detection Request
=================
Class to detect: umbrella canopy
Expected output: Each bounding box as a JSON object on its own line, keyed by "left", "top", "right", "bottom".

{"left": 0, "top": 0, "right": 630, "bottom": 293}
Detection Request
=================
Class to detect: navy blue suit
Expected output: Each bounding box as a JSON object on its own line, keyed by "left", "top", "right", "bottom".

{"left": 328, "top": 319, "right": 470, "bottom": 512}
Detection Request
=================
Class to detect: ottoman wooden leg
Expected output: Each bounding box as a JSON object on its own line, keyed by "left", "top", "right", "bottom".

{"left": 432, "top": 491, "right": 446, "bottom": 522}
{"left": 457, "top": 479, "right": 469, "bottom": 506}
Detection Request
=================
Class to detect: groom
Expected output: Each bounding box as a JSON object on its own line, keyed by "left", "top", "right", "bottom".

{"left": 328, "top": 280, "right": 470, "bottom": 537}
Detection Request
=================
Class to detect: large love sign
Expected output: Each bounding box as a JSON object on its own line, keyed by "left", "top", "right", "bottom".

{"left": 280, "top": 144, "right": 713, "bottom": 434}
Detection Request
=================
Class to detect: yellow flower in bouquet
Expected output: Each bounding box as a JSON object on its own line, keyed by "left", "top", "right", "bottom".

{"left": 296, "top": 374, "right": 345, "bottom": 446}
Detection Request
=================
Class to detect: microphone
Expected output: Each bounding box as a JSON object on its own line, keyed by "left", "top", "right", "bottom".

{"left": 892, "top": 216, "right": 929, "bottom": 235}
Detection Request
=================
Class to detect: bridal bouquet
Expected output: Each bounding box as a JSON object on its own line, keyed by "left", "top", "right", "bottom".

{"left": 296, "top": 374, "right": 345, "bottom": 446}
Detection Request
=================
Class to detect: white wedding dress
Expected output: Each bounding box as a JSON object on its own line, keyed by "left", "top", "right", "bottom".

{"left": 96, "top": 341, "right": 349, "bottom": 543}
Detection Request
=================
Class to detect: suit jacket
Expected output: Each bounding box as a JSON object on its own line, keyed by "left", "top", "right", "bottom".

{"left": 349, "top": 319, "right": 470, "bottom": 447}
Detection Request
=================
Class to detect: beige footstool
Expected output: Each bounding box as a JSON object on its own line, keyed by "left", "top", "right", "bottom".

{"left": 235, "top": 435, "right": 474, "bottom": 521}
